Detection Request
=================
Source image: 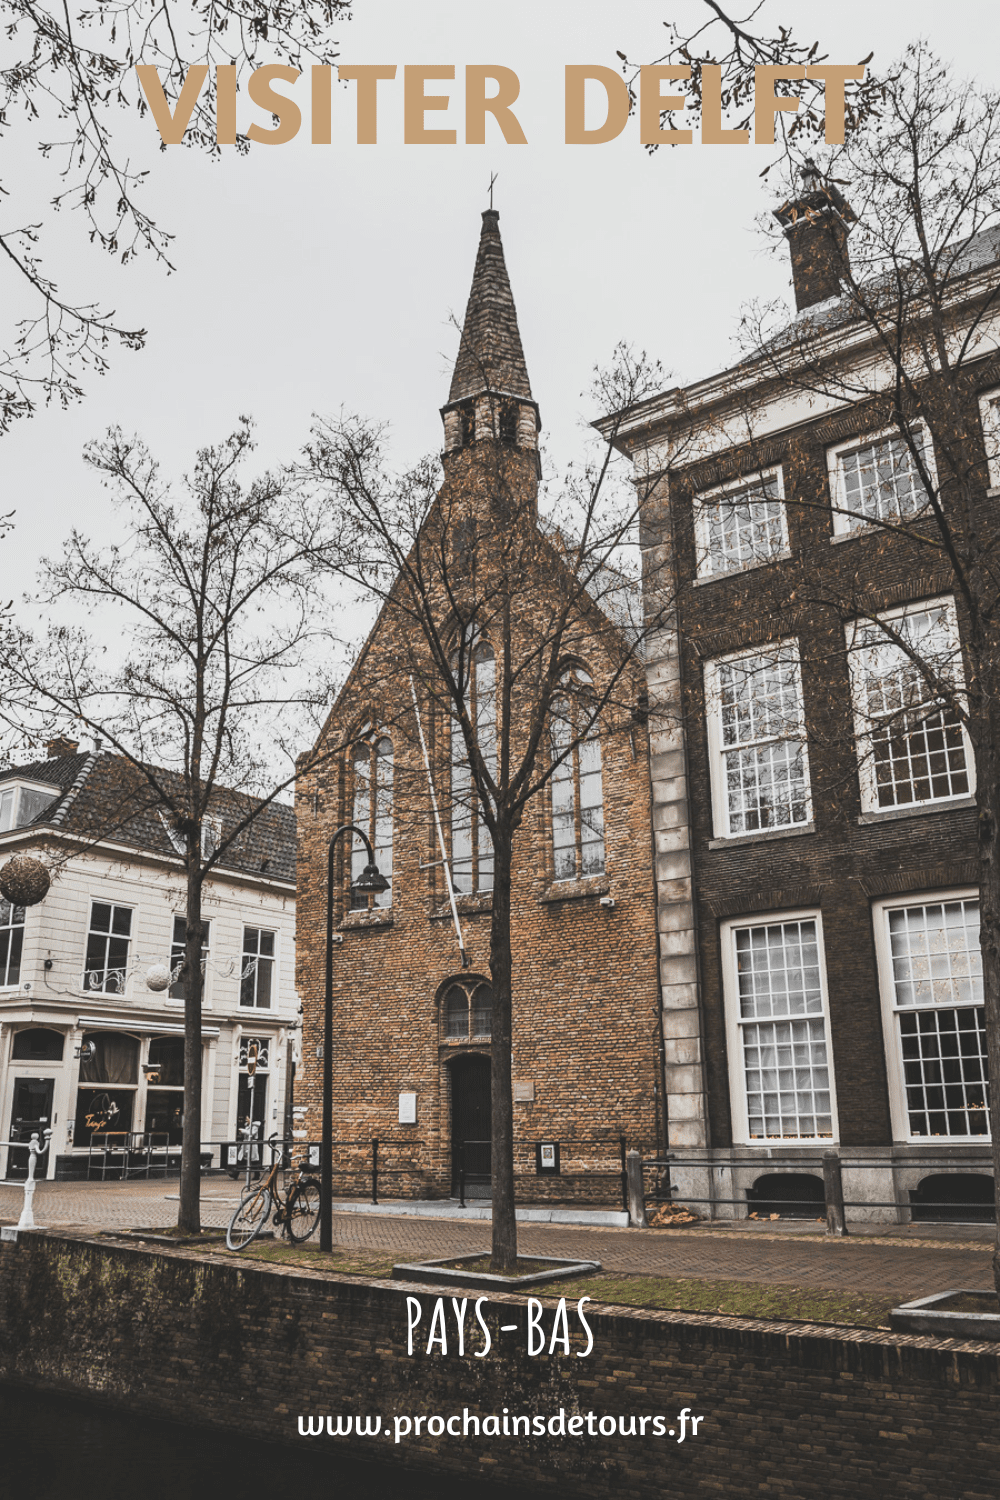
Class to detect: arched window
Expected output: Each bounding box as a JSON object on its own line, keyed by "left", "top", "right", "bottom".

{"left": 443, "top": 978, "right": 492, "bottom": 1040}
{"left": 451, "top": 633, "right": 495, "bottom": 895}
{"left": 351, "top": 732, "right": 393, "bottom": 909}
{"left": 550, "top": 668, "right": 605, "bottom": 880}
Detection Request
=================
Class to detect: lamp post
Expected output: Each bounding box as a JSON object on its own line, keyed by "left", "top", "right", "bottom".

{"left": 321, "top": 823, "right": 389, "bottom": 1252}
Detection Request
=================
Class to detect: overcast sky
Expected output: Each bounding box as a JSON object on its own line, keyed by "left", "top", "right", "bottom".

{"left": 3, "top": 0, "right": 998, "bottom": 633}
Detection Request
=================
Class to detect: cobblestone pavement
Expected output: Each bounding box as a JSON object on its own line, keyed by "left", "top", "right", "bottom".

{"left": 1, "top": 1180, "right": 994, "bottom": 1301}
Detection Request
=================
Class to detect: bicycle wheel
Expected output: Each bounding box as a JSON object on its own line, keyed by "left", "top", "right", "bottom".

{"left": 286, "top": 1177, "right": 321, "bottom": 1244}
{"left": 226, "top": 1184, "right": 272, "bottom": 1250}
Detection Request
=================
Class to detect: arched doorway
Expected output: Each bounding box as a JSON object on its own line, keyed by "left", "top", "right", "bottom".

{"left": 450, "top": 1054, "right": 491, "bottom": 1198}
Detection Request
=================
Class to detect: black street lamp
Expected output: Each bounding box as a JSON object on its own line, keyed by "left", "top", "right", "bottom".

{"left": 321, "top": 823, "right": 390, "bottom": 1252}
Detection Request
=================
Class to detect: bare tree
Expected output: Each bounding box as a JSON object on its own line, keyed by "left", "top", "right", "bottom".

{"left": 684, "top": 46, "right": 1000, "bottom": 1281}
{"left": 615, "top": 0, "right": 881, "bottom": 154}
{"left": 1, "top": 2, "right": 348, "bottom": 434}
{"left": 298, "top": 345, "right": 667, "bottom": 1272}
{"left": 2, "top": 420, "right": 344, "bottom": 1230}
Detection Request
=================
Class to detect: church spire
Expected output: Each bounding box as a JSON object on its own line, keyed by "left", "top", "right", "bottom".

{"left": 441, "top": 209, "right": 539, "bottom": 460}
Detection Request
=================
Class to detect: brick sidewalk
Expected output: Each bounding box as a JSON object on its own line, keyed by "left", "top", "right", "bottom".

{"left": 1, "top": 1179, "right": 993, "bottom": 1303}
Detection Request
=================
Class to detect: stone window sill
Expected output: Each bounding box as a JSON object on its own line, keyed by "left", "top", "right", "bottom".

{"left": 430, "top": 892, "right": 493, "bottom": 920}
{"left": 708, "top": 822, "right": 815, "bottom": 850}
{"left": 539, "top": 876, "right": 611, "bottom": 904}
{"left": 340, "top": 909, "right": 394, "bottom": 931}
{"left": 692, "top": 548, "right": 792, "bottom": 586}
{"left": 857, "top": 795, "right": 976, "bottom": 825}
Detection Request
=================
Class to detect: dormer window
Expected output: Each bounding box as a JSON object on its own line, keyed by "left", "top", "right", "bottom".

{"left": 0, "top": 782, "right": 57, "bottom": 833}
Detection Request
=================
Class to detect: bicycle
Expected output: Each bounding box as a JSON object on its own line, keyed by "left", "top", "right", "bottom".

{"left": 226, "top": 1136, "right": 321, "bottom": 1251}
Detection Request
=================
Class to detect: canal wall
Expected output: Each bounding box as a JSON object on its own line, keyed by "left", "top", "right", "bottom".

{"left": 1, "top": 1229, "right": 999, "bottom": 1498}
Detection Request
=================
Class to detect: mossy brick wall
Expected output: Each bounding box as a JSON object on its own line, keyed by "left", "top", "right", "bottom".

{"left": 294, "top": 442, "right": 662, "bottom": 1204}
{"left": 3, "top": 1231, "right": 1000, "bottom": 1498}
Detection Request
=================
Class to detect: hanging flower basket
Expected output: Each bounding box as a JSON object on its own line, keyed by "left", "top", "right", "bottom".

{"left": 0, "top": 854, "right": 51, "bottom": 907}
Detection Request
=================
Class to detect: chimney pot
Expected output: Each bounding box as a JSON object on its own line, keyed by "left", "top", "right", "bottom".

{"left": 45, "top": 735, "right": 79, "bottom": 758}
{"left": 774, "top": 169, "right": 856, "bottom": 313}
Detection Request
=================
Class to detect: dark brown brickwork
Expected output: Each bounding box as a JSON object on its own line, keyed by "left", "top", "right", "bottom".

{"left": 4, "top": 1232, "right": 1000, "bottom": 1498}
{"left": 666, "top": 379, "right": 994, "bottom": 1153}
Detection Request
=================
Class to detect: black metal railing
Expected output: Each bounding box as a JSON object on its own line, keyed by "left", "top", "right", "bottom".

{"left": 642, "top": 1153, "right": 998, "bottom": 1232}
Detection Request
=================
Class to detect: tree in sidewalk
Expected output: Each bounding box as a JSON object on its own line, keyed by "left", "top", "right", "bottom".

{"left": 2, "top": 419, "right": 343, "bottom": 1231}
{"left": 1, "top": 1, "right": 348, "bottom": 435}
{"left": 696, "top": 46, "right": 1000, "bottom": 1280}
{"left": 299, "top": 347, "right": 666, "bottom": 1273}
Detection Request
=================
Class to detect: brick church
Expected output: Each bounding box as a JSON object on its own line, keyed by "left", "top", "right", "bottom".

{"left": 294, "top": 208, "right": 662, "bottom": 1205}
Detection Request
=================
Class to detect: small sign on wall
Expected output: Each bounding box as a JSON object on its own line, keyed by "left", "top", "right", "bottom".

{"left": 398, "top": 1092, "right": 417, "bottom": 1125}
{"left": 513, "top": 1080, "right": 535, "bottom": 1102}
{"left": 307, "top": 1144, "right": 320, "bottom": 1168}
{"left": 536, "top": 1141, "right": 560, "bottom": 1175}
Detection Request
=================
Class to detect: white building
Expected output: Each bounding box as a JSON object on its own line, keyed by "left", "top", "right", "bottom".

{"left": 0, "top": 742, "right": 297, "bottom": 1181}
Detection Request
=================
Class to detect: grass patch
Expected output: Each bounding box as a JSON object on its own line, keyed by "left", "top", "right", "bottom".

{"left": 539, "top": 1272, "right": 894, "bottom": 1330}
{"left": 207, "top": 1239, "right": 398, "bottom": 1278}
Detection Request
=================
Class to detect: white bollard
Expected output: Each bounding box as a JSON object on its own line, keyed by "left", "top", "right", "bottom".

{"left": 16, "top": 1129, "right": 52, "bottom": 1230}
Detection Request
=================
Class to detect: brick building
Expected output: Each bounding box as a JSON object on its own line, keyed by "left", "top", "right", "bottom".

{"left": 606, "top": 169, "right": 999, "bottom": 1224}
{"left": 295, "top": 209, "right": 662, "bottom": 1205}
{"left": 0, "top": 743, "right": 297, "bottom": 1180}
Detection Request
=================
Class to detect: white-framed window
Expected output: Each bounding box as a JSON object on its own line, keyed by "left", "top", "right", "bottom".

{"left": 721, "top": 911, "right": 837, "bottom": 1143}
{"left": 0, "top": 899, "right": 25, "bottom": 987}
{"left": 240, "top": 927, "right": 275, "bottom": 1009}
{"left": 846, "top": 596, "right": 972, "bottom": 813}
{"left": 873, "top": 892, "right": 987, "bottom": 1141}
{"left": 168, "top": 916, "right": 211, "bottom": 1001}
{"left": 550, "top": 668, "right": 605, "bottom": 881}
{"left": 977, "top": 386, "right": 1000, "bottom": 489}
{"left": 451, "top": 630, "right": 495, "bottom": 895}
{"left": 83, "top": 901, "right": 134, "bottom": 994}
{"left": 705, "top": 641, "right": 811, "bottom": 839}
{"left": 827, "top": 424, "right": 937, "bottom": 536}
{"left": 350, "top": 731, "right": 393, "bottom": 909}
{"left": 0, "top": 780, "right": 57, "bottom": 833}
{"left": 693, "top": 468, "right": 789, "bottom": 580}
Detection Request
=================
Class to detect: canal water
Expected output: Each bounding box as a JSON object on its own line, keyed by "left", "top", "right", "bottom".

{"left": 0, "top": 1383, "right": 533, "bottom": 1500}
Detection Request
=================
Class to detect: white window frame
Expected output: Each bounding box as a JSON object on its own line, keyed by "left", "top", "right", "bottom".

{"left": 721, "top": 909, "right": 838, "bottom": 1146}
{"left": 81, "top": 899, "right": 136, "bottom": 996}
{"left": 240, "top": 926, "right": 277, "bottom": 1010}
{"left": 845, "top": 595, "right": 974, "bottom": 816}
{"left": 977, "top": 386, "right": 1000, "bottom": 490}
{"left": 873, "top": 890, "right": 987, "bottom": 1143}
{"left": 827, "top": 422, "right": 938, "bottom": 538}
{"left": 704, "top": 639, "right": 812, "bottom": 841}
{"left": 0, "top": 898, "right": 25, "bottom": 989}
{"left": 0, "top": 779, "right": 58, "bottom": 833}
{"left": 693, "top": 466, "right": 790, "bottom": 581}
{"left": 167, "top": 916, "right": 212, "bottom": 1006}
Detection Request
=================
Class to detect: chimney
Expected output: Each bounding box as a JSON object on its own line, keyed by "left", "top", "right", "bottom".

{"left": 774, "top": 160, "right": 856, "bottom": 313}
{"left": 46, "top": 735, "right": 79, "bottom": 758}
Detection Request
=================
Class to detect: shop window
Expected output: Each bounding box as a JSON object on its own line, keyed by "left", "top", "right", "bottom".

{"left": 143, "top": 1036, "right": 185, "bottom": 1145}
{"left": 74, "top": 1030, "right": 139, "bottom": 1148}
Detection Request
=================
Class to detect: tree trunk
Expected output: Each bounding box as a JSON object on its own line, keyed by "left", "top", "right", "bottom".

{"left": 177, "top": 870, "right": 205, "bottom": 1234}
{"left": 977, "top": 695, "right": 1000, "bottom": 1298}
{"left": 489, "top": 828, "right": 517, "bottom": 1273}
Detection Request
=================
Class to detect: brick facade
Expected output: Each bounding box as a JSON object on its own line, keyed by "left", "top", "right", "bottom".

{"left": 294, "top": 212, "right": 662, "bottom": 1205}
{"left": 608, "top": 177, "right": 999, "bottom": 1223}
